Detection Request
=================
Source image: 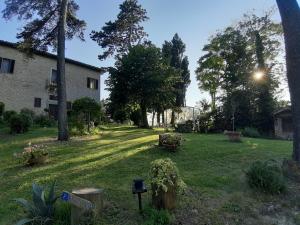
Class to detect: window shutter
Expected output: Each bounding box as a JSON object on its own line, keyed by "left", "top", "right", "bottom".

{"left": 87, "top": 78, "right": 90, "bottom": 88}
{"left": 10, "top": 60, "right": 15, "bottom": 73}
{"left": 95, "top": 79, "right": 99, "bottom": 90}
{"left": 0, "top": 58, "right": 2, "bottom": 70}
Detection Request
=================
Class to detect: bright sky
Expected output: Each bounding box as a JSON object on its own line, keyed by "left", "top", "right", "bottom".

{"left": 0, "top": 0, "right": 294, "bottom": 106}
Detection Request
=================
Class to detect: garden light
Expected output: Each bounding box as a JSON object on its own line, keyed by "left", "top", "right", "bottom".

{"left": 132, "top": 179, "right": 147, "bottom": 211}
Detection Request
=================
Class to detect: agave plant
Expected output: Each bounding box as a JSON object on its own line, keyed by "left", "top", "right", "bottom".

{"left": 15, "top": 181, "right": 58, "bottom": 225}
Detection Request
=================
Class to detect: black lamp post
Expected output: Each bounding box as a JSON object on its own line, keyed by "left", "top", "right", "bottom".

{"left": 132, "top": 179, "right": 147, "bottom": 211}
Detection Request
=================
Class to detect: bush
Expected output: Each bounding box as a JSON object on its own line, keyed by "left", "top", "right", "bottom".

{"left": 20, "top": 108, "right": 35, "bottom": 125}
{"left": 71, "top": 97, "right": 102, "bottom": 133}
{"left": 34, "top": 115, "right": 56, "bottom": 127}
{"left": 3, "top": 110, "right": 17, "bottom": 123}
{"left": 0, "top": 102, "right": 4, "bottom": 118}
{"left": 9, "top": 113, "right": 32, "bottom": 134}
{"left": 142, "top": 206, "right": 172, "bottom": 225}
{"left": 246, "top": 160, "right": 286, "bottom": 194}
{"left": 242, "top": 127, "right": 261, "bottom": 138}
{"left": 175, "top": 120, "right": 193, "bottom": 133}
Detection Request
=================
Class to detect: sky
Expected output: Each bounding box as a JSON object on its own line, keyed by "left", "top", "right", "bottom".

{"left": 0, "top": 0, "right": 293, "bottom": 106}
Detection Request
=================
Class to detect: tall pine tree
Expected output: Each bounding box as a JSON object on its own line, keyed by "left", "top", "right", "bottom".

{"left": 2, "top": 0, "right": 86, "bottom": 141}
{"left": 91, "top": 0, "right": 148, "bottom": 60}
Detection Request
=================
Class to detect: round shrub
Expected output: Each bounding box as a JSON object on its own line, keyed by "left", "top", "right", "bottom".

{"left": 34, "top": 115, "right": 56, "bottom": 127}
{"left": 242, "top": 127, "right": 261, "bottom": 138}
{"left": 3, "top": 110, "right": 17, "bottom": 123}
{"left": 246, "top": 160, "right": 286, "bottom": 194}
{"left": 10, "top": 114, "right": 31, "bottom": 134}
{"left": 20, "top": 108, "right": 35, "bottom": 126}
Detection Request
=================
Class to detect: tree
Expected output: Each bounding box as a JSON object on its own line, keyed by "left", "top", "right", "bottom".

{"left": 2, "top": 0, "right": 86, "bottom": 141}
{"left": 196, "top": 52, "right": 224, "bottom": 111}
{"left": 162, "top": 34, "right": 191, "bottom": 125}
{"left": 107, "top": 44, "right": 177, "bottom": 128}
{"left": 276, "top": 0, "right": 300, "bottom": 162}
{"left": 71, "top": 97, "right": 101, "bottom": 133}
{"left": 91, "top": 0, "right": 148, "bottom": 60}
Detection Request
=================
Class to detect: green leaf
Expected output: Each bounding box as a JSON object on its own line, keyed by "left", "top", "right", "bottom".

{"left": 15, "top": 218, "right": 33, "bottom": 225}
{"left": 14, "top": 198, "right": 35, "bottom": 214}
{"left": 46, "top": 180, "right": 57, "bottom": 204}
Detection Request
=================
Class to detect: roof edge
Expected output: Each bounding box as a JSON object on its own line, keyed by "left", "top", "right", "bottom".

{"left": 0, "top": 40, "right": 105, "bottom": 74}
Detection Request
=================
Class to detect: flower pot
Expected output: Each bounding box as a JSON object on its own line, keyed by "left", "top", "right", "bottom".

{"left": 152, "top": 184, "right": 176, "bottom": 210}
{"left": 162, "top": 143, "right": 178, "bottom": 152}
{"left": 26, "top": 154, "right": 48, "bottom": 166}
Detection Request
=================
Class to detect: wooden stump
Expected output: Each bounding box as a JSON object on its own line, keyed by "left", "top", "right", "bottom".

{"left": 152, "top": 185, "right": 176, "bottom": 210}
{"left": 71, "top": 188, "right": 104, "bottom": 225}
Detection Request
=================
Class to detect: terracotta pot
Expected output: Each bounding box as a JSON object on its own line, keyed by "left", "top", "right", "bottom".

{"left": 27, "top": 154, "right": 48, "bottom": 166}
{"left": 152, "top": 184, "right": 176, "bottom": 210}
{"left": 162, "top": 143, "right": 178, "bottom": 152}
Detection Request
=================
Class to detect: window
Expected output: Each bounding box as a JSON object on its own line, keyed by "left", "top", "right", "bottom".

{"left": 49, "top": 95, "right": 58, "bottom": 101}
{"left": 51, "top": 69, "right": 58, "bottom": 84}
{"left": 87, "top": 77, "right": 98, "bottom": 90}
{"left": 0, "top": 57, "right": 15, "bottom": 73}
{"left": 34, "top": 98, "right": 42, "bottom": 108}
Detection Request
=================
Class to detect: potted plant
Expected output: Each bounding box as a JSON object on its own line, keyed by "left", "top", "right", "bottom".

{"left": 15, "top": 143, "right": 49, "bottom": 166}
{"left": 149, "top": 158, "right": 185, "bottom": 210}
{"left": 159, "top": 133, "right": 182, "bottom": 152}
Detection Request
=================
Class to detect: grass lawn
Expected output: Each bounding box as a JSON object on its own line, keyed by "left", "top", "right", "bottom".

{"left": 0, "top": 125, "right": 295, "bottom": 225}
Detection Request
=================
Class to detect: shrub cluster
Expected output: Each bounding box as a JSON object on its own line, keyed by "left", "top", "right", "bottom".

{"left": 34, "top": 115, "right": 56, "bottom": 127}
{"left": 70, "top": 97, "right": 102, "bottom": 134}
{"left": 175, "top": 120, "right": 193, "bottom": 133}
{"left": 246, "top": 160, "right": 286, "bottom": 194}
{"left": 9, "top": 113, "right": 32, "bottom": 134}
{"left": 242, "top": 127, "right": 261, "bottom": 138}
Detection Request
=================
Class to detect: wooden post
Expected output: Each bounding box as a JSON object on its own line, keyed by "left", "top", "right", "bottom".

{"left": 71, "top": 188, "right": 104, "bottom": 225}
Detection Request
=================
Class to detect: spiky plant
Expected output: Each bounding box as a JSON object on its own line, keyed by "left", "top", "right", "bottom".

{"left": 15, "top": 181, "right": 58, "bottom": 225}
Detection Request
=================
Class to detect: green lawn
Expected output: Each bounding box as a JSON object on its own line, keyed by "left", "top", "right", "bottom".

{"left": 0, "top": 126, "right": 294, "bottom": 225}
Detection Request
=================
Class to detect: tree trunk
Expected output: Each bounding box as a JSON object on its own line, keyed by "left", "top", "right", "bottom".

{"left": 157, "top": 112, "right": 161, "bottom": 126}
{"left": 57, "top": 0, "right": 69, "bottom": 141}
{"left": 277, "top": 0, "right": 300, "bottom": 161}
{"left": 140, "top": 103, "right": 149, "bottom": 128}
{"left": 171, "top": 110, "right": 175, "bottom": 127}
{"left": 162, "top": 111, "right": 165, "bottom": 124}
{"left": 152, "top": 111, "right": 155, "bottom": 127}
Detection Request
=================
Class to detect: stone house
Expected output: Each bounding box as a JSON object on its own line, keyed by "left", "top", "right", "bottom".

{"left": 0, "top": 40, "right": 104, "bottom": 118}
{"left": 274, "top": 107, "right": 293, "bottom": 140}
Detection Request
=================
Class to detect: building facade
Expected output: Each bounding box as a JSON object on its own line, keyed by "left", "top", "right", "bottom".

{"left": 0, "top": 40, "right": 103, "bottom": 118}
{"left": 274, "top": 107, "right": 293, "bottom": 140}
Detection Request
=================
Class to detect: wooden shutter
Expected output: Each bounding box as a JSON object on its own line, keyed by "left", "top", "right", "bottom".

{"left": 10, "top": 60, "right": 15, "bottom": 73}
{"left": 95, "top": 79, "right": 99, "bottom": 90}
{"left": 0, "top": 58, "right": 2, "bottom": 71}
{"left": 87, "top": 78, "right": 90, "bottom": 88}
